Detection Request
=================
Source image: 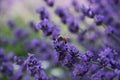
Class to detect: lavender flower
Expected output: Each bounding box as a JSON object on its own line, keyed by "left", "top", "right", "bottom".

{"left": 0, "top": 62, "right": 13, "bottom": 77}
{"left": 25, "top": 54, "right": 48, "bottom": 80}
{"left": 36, "top": 7, "right": 49, "bottom": 20}
{"left": 13, "top": 27, "right": 29, "bottom": 41}
{"left": 7, "top": 19, "right": 15, "bottom": 30}
{"left": 36, "top": 19, "right": 60, "bottom": 39}
{"left": 1, "top": 0, "right": 120, "bottom": 80}
{"left": 13, "top": 70, "right": 23, "bottom": 80}
{"left": 44, "top": 0, "right": 55, "bottom": 7}
{"left": 67, "top": 17, "right": 79, "bottom": 33}
{"left": 28, "top": 21, "right": 38, "bottom": 32}
{"left": 55, "top": 6, "right": 70, "bottom": 24}
{"left": 94, "top": 14, "right": 104, "bottom": 25}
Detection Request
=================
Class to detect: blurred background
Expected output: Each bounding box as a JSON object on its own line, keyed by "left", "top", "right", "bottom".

{"left": 1, "top": 0, "right": 120, "bottom": 80}
{"left": 0, "top": 0, "right": 88, "bottom": 22}
{"left": 0, "top": 0, "right": 88, "bottom": 53}
{"left": 0, "top": 0, "right": 88, "bottom": 80}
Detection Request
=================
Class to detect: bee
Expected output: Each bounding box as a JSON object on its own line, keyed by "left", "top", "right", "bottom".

{"left": 57, "top": 36, "right": 67, "bottom": 44}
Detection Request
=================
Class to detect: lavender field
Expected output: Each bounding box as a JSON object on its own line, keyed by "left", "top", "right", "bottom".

{"left": 0, "top": 0, "right": 120, "bottom": 80}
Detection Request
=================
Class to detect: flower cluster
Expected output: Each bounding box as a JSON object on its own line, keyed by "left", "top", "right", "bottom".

{"left": 0, "top": 0, "right": 120, "bottom": 80}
